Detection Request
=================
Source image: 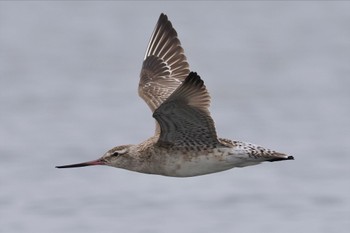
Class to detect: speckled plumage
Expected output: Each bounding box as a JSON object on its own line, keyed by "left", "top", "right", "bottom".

{"left": 56, "top": 13, "right": 293, "bottom": 177}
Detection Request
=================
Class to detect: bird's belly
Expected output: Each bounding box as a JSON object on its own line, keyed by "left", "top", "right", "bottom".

{"left": 157, "top": 148, "right": 250, "bottom": 177}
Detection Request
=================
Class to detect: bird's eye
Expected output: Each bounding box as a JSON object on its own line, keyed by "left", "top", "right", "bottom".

{"left": 111, "top": 152, "right": 119, "bottom": 157}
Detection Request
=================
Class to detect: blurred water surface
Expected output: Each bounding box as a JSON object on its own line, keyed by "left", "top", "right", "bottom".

{"left": 1, "top": 2, "right": 349, "bottom": 233}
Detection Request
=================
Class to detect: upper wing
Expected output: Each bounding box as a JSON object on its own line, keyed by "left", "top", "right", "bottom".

{"left": 153, "top": 72, "right": 220, "bottom": 148}
{"left": 139, "top": 13, "right": 190, "bottom": 113}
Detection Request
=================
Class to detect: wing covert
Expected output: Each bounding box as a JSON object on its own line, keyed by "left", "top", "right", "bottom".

{"left": 153, "top": 72, "right": 219, "bottom": 148}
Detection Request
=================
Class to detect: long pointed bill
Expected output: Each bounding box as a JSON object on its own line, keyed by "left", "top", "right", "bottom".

{"left": 56, "top": 158, "right": 105, "bottom": 169}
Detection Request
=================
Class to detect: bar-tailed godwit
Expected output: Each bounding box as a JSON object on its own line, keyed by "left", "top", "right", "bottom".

{"left": 56, "top": 13, "right": 293, "bottom": 177}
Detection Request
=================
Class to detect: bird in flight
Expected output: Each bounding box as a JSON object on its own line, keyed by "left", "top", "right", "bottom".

{"left": 56, "top": 13, "right": 293, "bottom": 177}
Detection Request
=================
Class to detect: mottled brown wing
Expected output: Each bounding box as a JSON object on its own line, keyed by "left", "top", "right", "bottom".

{"left": 139, "top": 13, "right": 189, "bottom": 113}
{"left": 153, "top": 72, "right": 220, "bottom": 148}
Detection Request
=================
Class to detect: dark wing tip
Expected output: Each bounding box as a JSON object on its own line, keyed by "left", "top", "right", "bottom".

{"left": 158, "top": 13, "right": 170, "bottom": 28}
{"left": 184, "top": 71, "right": 204, "bottom": 88}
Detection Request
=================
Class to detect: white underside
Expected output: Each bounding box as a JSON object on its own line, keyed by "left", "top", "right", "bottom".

{"left": 160, "top": 147, "right": 263, "bottom": 177}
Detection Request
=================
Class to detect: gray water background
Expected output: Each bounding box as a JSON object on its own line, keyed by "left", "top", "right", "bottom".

{"left": 1, "top": 2, "right": 349, "bottom": 233}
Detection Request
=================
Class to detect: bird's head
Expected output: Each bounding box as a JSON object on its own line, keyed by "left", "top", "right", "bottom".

{"left": 56, "top": 145, "right": 134, "bottom": 169}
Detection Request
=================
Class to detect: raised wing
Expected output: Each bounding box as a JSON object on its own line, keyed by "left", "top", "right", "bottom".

{"left": 153, "top": 72, "right": 220, "bottom": 148}
{"left": 139, "top": 13, "right": 190, "bottom": 113}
